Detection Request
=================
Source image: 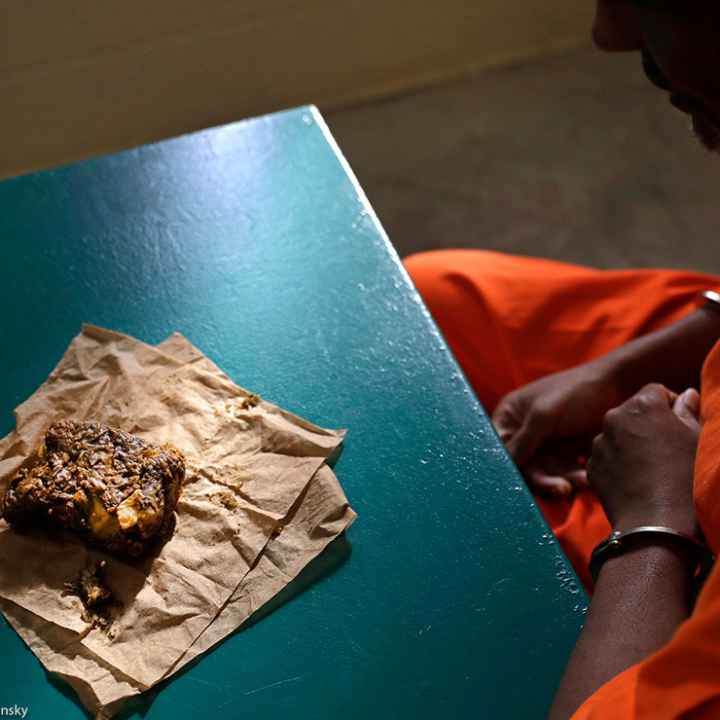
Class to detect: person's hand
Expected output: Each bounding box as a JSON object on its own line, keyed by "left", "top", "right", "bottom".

{"left": 492, "top": 357, "right": 627, "bottom": 496}
{"left": 587, "top": 384, "right": 701, "bottom": 536}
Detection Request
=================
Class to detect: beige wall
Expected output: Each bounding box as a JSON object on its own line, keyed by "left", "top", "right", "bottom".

{"left": 1, "top": 1, "right": 594, "bottom": 179}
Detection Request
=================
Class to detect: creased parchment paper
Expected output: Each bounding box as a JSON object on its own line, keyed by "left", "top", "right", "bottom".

{"left": 0, "top": 325, "right": 356, "bottom": 717}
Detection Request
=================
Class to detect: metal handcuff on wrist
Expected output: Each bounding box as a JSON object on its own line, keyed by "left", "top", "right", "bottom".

{"left": 590, "top": 526, "right": 714, "bottom": 584}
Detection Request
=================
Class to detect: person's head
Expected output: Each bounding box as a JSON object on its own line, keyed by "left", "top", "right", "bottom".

{"left": 594, "top": 0, "right": 720, "bottom": 151}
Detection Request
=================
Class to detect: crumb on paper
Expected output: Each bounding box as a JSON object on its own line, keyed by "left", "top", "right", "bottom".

{"left": 208, "top": 491, "right": 239, "bottom": 511}
{"left": 62, "top": 560, "right": 120, "bottom": 634}
{"left": 240, "top": 394, "right": 260, "bottom": 410}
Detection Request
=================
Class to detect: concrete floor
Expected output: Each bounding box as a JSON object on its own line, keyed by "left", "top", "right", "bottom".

{"left": 328, "top": 46, "right": 720, "bottom": 274}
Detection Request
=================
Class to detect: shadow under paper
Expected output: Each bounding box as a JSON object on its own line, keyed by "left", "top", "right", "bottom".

{"left": 112, "top": 532, "right": 352, "bottom": 720}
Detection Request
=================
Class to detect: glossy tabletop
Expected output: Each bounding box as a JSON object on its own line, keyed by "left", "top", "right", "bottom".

{"left": 0, "top": 107, "right": 586, "bottom": 719}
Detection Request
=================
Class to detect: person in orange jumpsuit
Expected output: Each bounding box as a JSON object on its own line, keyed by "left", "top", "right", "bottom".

{"left": 405, "top": 1, "right": 720, "bottom": 717}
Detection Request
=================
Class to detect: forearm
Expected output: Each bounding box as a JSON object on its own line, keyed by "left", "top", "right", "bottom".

{"left": 549, "top": 541, "right": 694, "bottom": 720}
{"left": 605, "top": 306, "right": 720, "bottom": 395}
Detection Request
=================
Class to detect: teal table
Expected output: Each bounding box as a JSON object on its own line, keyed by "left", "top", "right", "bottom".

{"left": 0, "top": 107, "right": 585, "bottom": 719}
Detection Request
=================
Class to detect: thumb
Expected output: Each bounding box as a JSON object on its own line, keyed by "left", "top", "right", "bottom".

{"left": 505, "top": 411, "right": 550, "bottom": 467}
{"left": 672, "top": 388, "right": 701, "bottom": 431}
{"left": 492, "top": 396, "right": 521, "bottom": 443}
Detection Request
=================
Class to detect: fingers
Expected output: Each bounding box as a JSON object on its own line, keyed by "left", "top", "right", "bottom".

{"left": 606, "top": 383, "right": 700, "bottom": 430}
{"left": 505, "top": 410, "right": 550, "bottom": 466}
{"left": 674, "top": 387, "right": 700, "bottom": 417}
{"left": 634, "top": 382, "right": 676, "bottom": 407}
{"left": 492, "top": 394, "right": 551, "bottom": 466}
{"left": 526, "top": 469, "right": 588, "bottom": 498}
{"left": 526, "top": 468, "right": 574, "bottom": 498}
{"left": 672, "top": 388, "right": 701, "bottom": 432}
{"left": 525, "top": 448, "right": 589, "bottom": 498}
{"left": 565, "top": 468, "right": 590, "bottom": 489}
{"left": 604, "top": 384, "right": 682, "bottom": 426}
{"left": 491, "top": 398, "right": 521, "bottom": 443}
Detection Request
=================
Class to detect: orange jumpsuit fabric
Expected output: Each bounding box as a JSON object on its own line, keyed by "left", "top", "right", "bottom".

{"left": 404, "top": 249, "right": 720, "bottom": 717}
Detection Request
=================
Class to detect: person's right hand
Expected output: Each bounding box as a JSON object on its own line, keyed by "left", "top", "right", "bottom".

{"left": 492, "top": 357, "right": 629, "bottom": 497}
{"left": 587, "top": 384, "right": 701, "bottom": 536}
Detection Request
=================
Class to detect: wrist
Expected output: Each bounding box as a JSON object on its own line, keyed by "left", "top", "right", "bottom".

{"left": 586, "top": 351, "right": 634, "bottom": 402}
{"left": 591, "top": 525, "right": 711, "bottom": 587}
{"left": 604, "top": 308, "right": 720, "bottom": 396}
{"left": 601, "top": 341, "right": 654, "bottom": 398}
{"left": 594, "top": 343, "right": 650, "bottom": 401}
{"left": 597, "top": 536, "right": 698, "bottom": 586}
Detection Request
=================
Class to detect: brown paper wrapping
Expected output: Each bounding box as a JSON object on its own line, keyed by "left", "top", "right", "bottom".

{"left": 0, "top": 326, "right": 356, "bottom": 717}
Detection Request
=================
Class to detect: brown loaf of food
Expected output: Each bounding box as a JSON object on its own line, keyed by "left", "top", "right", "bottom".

{"left": 1, "top": 420, "right": 185, "bottom": 557}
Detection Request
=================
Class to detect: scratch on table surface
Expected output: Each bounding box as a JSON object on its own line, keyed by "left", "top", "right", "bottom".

{"left": 187, "top": 676, "right": 222, "bottom": 690}
{"left": 243, "top": 675, "right": 304, "bottom": 696}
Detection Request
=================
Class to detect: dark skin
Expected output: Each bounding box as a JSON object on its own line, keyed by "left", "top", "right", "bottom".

{"left": 491, "top": 1, "right": 720, "bottom": 716}
{"left": 494, "top": 306, "right": 720, "bottom": 495}
{"left": 549, "top": 384, "right": 701, "bottom": 718}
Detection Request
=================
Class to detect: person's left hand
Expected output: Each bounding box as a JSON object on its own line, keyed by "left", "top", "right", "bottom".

{"left": 523, "top": 438, "right": 591, "bottom": 499}
{"left": 587, "top": 384, "right": 701, "bottom": 536}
